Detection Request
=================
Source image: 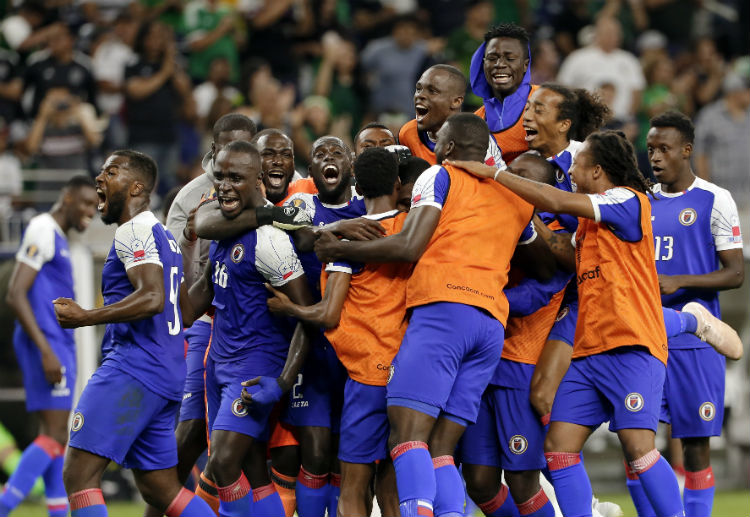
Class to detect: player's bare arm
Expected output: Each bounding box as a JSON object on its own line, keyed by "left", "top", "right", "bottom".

{"left": 445, "top": 160, "right": 597, "bottom": 219}
{"left": 194, "top": 199, "right": 311, "bottom": 240}
{"left": 54, "top": 263, "right": 165, "bottom": 328}
{"left": 266, "top": 271, "right": 351, "bottom": 329}
{"left": 291, "top": 218, "right": 386, "bottom": 253}
{"left": 658, "top": 248, "right": 744, "bottom": 295}
{"left": 187, "top": 259, "right": 214, "bottom": 319}
{"left": 6, "top": 262, "right": 63, "bottom": 384}
{"left": 178, "top": 282, "right": 195, "bottom": 328}
{"left": 532, "top": 214, "right": 576, "bottom": 272}
{"left": 314, "top": 205, "right": 441, "bottom": 263}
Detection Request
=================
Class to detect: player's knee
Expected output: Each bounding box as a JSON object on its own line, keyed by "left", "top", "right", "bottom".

{"left": 301, "top": 446, "right": 330, "bottom": 475}
{"left": 682, "top": 437, "right": 711, "bottom": 471}
{"left": 462, "top": 466, "right": 498, "bottom": 503}
{"left": 207, "top": 446, "right": 243, "bottom": 486}
{"left": 505, "top": 470, "right": 541, "bottom": 503}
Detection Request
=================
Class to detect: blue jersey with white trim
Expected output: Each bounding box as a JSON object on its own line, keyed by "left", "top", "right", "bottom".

{"left": 209, "top": 225, "right": 304, "bottom": 367}
{"left": 100, "top": 211, "right": 186, "bottom": 401}
{"left": 539, "top": 140, "right": 583, "bottom": 233}
{"left": 13, "top": 213, "right": 75, "bottom": 352}
{"left": 650, "top": 178, "right": 743, "bottom": 349}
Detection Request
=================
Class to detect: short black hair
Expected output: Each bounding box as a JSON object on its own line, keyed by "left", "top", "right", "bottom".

{"left": 484, "top": 23, "right": 529, "bottom": 47}
{"left": 221, "top": 140, "right": 261, "bottom": 159}
{"left": 426, "top": 64, "right": 468, "bottom": 95}
{"left": 540, "top": 83, "right": 610, "bottom": 141}
{"left": 513, "top": 152, "right": 556, "bottom": 186}
{"left": 650, "top": 110, "right": 695, "bottom": 144}
{"left": 355, "top": 123, "right": 393, "bottom": 143}
{"left": 445, "top": 113, "right": 489, "bottom": 156}
{"left": 111, "top": 150, "right": 157, "bottom": 193}
{"left": 64, "top": 174, "right": 96, "bottom": 191}
{"left": 311, "top": 136, "right": 350, "bottom": 157}
{"left": 353, "top": 148, "right": 399, "bottom": 199}
{"left": 212, "top": 113, "right": 257, "bottom": 142}
{"left": 399, "top": 156, "right": 431, "bottom": 185}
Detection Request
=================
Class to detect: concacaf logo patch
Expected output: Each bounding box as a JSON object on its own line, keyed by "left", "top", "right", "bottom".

{"left": 699, "top": 402, "right": 716, "bottom": 421}
{"left": 71, "top": 412, "right": 84, "bottom": 431}
{"left": 231, "top": 244, "right": 244, "bottom": 263}
{"left": 509, "top": 435, "right": 528, "bottom": 454}
{"left": 231, "top": 398, "right": 248, "bottom": 417}
{"left": 625, "top": 392, "right": 644, "bottom": 412}
{"left": 679, "top": 208, "right": 697, "bottom": 226}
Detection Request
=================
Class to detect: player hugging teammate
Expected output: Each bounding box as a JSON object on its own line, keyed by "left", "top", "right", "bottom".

{"left": 2, "top": 23, "right": 738, "bottom": 517}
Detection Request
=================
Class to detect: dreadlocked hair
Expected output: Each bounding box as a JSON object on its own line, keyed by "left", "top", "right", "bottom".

{"left": 541, "top": 83, "right": 611, "bottom": 141}
{"left": 586, "top": 131, "right": 653, "bottom": 196}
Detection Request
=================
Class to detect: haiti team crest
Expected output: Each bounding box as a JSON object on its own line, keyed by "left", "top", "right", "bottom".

{"left": 625, "top": 392, "right": 644, "bottom": 412}
{"left": 509, "top": 435, "right": 528, "bottom": 455}
{"left": 231, "top": 398, "right": 248, "bottom": 417}
{"left": 71, "top": 412, "right": 84, "bottom": 431}
{"left": 679, "top": 208, "right": 697, "bottom": 226}
{"left": 230, "top": 244, "right": 244, "bottom": 263}
{"left": 699, "top": 402, "right": 716, "bottom": 421}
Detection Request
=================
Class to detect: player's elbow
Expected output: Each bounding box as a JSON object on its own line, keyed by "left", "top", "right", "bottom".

{"left": 140, "top": 289, "right": 164, "bottom": 317}
{"left": 729, "top": 267, "right": 744, "bottom": 288}
{"left": 320, "top": 311, "right": 340, "bottom": 330}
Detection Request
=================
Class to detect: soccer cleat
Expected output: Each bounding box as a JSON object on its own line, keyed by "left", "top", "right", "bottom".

{"left": 682, "top": 302, "right": 744, "bottom": 360}
{"left": 592, "top": 496, "right": 624, "bottom": 517}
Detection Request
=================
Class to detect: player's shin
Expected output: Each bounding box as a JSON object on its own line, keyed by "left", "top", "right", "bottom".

{"left": 69, "top": 488, "right": 107, "bottom": 517}
{"left": 544, "top": 452, "right": 593, "bottom": 517}
{"left": 216, "top": 473, "right": 252, "bottom": 517}
{"left": 624, "top": 461, "right": 656, "bottom": 517}
{"left": 683, "top": 467, "right": 714, "bottom": 517}
{"left": 270, "top": 467, "right": 297, "bottom": 517}
{"left": 43, "top": 453, "right": 68, "bottom": 517}
{"left": 476, "top": 485, "right": 520, "bottom": 517}
{"left": 432, "top": 456, "right": 464, "bottom": 516}
{"left": 628, "top": 450, "right": 684, "bottom": 517}
{"left": 196, "top": 471, "right": 220, "bottom": 514}
{"left": 516, "top": 488, "right": 554, "bottom": 517}
{"left": 165, "top": 487, "right": 218, "bottom": 517}
{"left": 0, "top": 435, "right": 63, "bottom": 515}
{"left": 327, "top": 472, "right": 341, "bottom": 517}
{"left": 250, "top": 483, "right": 285, "bottom": 516}
{"left": 390, "top": 441, "right": 436, "bottom": 517}
{"left": 295, "top": 467, "right": 329, "bottom": 517}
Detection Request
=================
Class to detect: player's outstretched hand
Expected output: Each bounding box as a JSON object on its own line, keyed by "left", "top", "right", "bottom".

{"left": 265, "top": 283, "right": 293, "bottom": 315}
{"left": 241, "top": 376, "right": 283, "bottom": 407}
{"left": 41, "top": 350, "right": 63, "bottom": 385}
{"left": 329, "top": 217, "right": 386, "bottom": 241}
{"left": 444, "top": 159, "right": 500, "bottom": 180}
{"left": 256, "top": 205, "right": 313, "bottom": 231}
{"left": 658, "top": 274, "right": 681, "bottom": 295}
{"left": 314, "top": 230, "right": 340, "bottom": 263}
{"left": 53, "top": 297, "right": 89, "bottom": 328}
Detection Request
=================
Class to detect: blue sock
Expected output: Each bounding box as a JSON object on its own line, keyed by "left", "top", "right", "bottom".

{"left": 391, "top": 441, "right": 435, "bottom": 516}
{"left": 43, "top": 454, "right": 68, "bottom": 517}
{"left": 432, "top": 456, "right": 464, "bottom": 516}
{"left": 327, "top": 474, "right": 340, "bottom": 517}
{"left": 477, "top": 485, "right": 519, "bottom": 517}
{"left": 684, "top": 467, "right": 714, "bottom": 517}
{"left": 517, "top": 488, "right": 555, "bottom": 517}
{"left": 545, "top": 452, "right": 593, "bottom": 517}
{"left": 165, "top": 488, "right": 217, "bottom": 517}
{"left": 70, "top": 489, "right": 108, "bottom": 517}
{"left": 625, "top": 462, "right": 656, "bottom": 517}
{"left": 251, "top": 484, "right": 286, "bottom": 517}
{"left": 296, "top": 467, "right": 329, "bottom": 517}
{"left": 631, "top": 452, "right": 684, "bottom": 517}
{"left": 0, "top": 435, "right": 60, "bottom": 514}
{"left": 217, "top": 474, "right": 252, "bottom": 517}
{"left": 662, "top": 307, "right": 698, "bottom": 337}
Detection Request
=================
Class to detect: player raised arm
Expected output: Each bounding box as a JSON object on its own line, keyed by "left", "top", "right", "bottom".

{"left": 194, "top": 199, "right": 312, "bottom": 241}
{"left": 266, "top": 271, "right": 351, "bottom": 329}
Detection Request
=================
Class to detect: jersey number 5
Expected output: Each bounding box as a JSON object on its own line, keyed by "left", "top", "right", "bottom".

{"left": 654, "top": 235, "right": 674, "bottom": 261}
{"left": 167, "top": 266, "right": 181, "bottom": 335}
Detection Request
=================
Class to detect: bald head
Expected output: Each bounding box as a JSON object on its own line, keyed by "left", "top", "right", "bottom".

{"left": 434, "top": 113, "right": 489, "bottom": 163}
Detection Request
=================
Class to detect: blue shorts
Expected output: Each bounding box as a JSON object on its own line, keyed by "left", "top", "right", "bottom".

{"left": 386, "top": 302, "right": 503, "bottom": 424}
{"left": 339, "top": 378, "right": 389, "bottom": 464}
{"left": 14, "top": 335, "right": 76, "bottom": 412}
{"left": 179, "top": 319, "right": 212, "bottom": 423}
{"left": 205, "top": 356, "right": 277, "bottom": 442}
{"left": 69, "top": 364, "right": 179, "bottom": 471}
{"left": 283, "top": 337, "right": 346, "bottom": 432}
{"left": 460, "top": 382, "right": 546, "bottom": 471}
{"left": 551, "top": 347, "right": 665, "bottom": 432}
{"left": 547, "top": 300, "right": 577, "bottom": 347}
{"left": 661, "top": 347, "right": 725, "bottom": 438}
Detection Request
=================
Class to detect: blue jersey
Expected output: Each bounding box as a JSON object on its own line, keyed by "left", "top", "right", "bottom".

{"left": 651, "top": 178, "right": 743, "bottom": 349}
{"left": 100, "top": 211, "right": 186, "bottom": 401}
{"left": 539, "top": 140, "right": 584, "bottom": 233}
{"left": 208, "top": 224, "right": 304, "bottom": 368}
{"left": 285, "top": 191, "right": 366, "bottom": 298}
{"left": 13, "top": 213, "right": 75, "bottom": 352}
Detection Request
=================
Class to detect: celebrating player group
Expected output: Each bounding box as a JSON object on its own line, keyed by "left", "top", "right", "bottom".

{"left": 5, "top": 21, "right": 743, "bottom": 517}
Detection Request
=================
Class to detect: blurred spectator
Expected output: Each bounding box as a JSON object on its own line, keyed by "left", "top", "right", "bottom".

{"left": 530, "top": 39, "right": 560, "bottom": 86}
{"left": 193, "top": 56, "right": 242, "bottom": 130}
{"left": 291, "top": 95, "right": 353, "bottom": 168}
{"left": 313, "top": 32, "right": 365, "bottom": 138}
{"left": 444, "top": 0, "right": 494, "bottom": 110}
{"left": 0, "top": 1, "right": 58, "bottom": 55}
{"left": 689, "top": 37, "right": 726, "bottom": 111}
{"left": 694, "top": 72, "right": 750, "bottom": 212}
{"left": 638, "top": 54, "right": 691, "bottom": 138}
{"left": 139, "top": 0, "right": 184, "bottom": 31}
{"left": 243, "top": 0, "right": 300, "bottom": 83}
{"left": 24, "top": 87, "right": 102, "bottom": 170}
{"left": 592, "top": 0, "right": 648, "bottom": 51}
{"left": 418, "top": 0, "right": 465, "bottom": 38}
{"left": 361, "top": 14, "right": 430, "bottom": 118}
{"left": 23, "top": 24, "right": 97, "bottom": 117}
{"left": 80, "top": 0, "right": 136, "bottom": 26}
{"left": 350, "top": 0, "right": 400, "bottom": 44}
{"left": 0, "top": 48, "right": 23, "bottom": 130}
{"left": 124, "top": 20, "right": 194, "bottom": 194}
{"left": 91, "top": 14, "right": 137, "bottom": 151}
{"left": 0, "top": 120, "right": 22, "bottom": 231}
{"left": 644, "top": 0, "right": 696, "bottom": 52}
{"left": 549, "top": 0, "right": 592, "bottom": 57}
{"left": 182, "top": 0, "right": 242, "bottom": 84}
{"left": 557, "top": 16, "right": 645, "bottom": 119}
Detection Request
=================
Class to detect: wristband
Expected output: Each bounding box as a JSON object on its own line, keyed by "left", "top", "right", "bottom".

{"left": 493, "top": 167, "right": 503, "bottom": 182}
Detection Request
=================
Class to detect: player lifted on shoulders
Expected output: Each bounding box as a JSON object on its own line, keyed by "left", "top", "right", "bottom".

{"left": 54, "top": 150, "right": 215, "bottom": 517}
{"left": 4, "top": 176, "right": 97, "bottom": 517}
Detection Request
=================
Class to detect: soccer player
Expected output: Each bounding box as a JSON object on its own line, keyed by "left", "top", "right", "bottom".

{"left": 158, "top": 113, "right": 257, "bottom": 517}
{"left": 471, "top": 23, "right": 537, "bottom": 163}
{"left": 397, "top": 156, "right": 431, "bottom": 212}
{"left": 638, "top": 111, "right": 744, "bottom": 517}
{"left": 4, "top": 176, "right": 97, "bottom": 517}
{"left": 53, "top": 150, "right": 215, "bottom": 517}
{"left": 264, "top": 147, "right": 408, "bottom": 517}
{"left": 255, "top": 128, "right": 319, "bottom": 207}
{"left": 187, "top": 140, "right": 315, "bottom": 517}
{"left": 314, "top": 113, "right": 548, "bottom": 517}
{"left": 446, "top": 131, "right": 686, "bottom": 517}
{"left": 354, "top": 123, "right": 396, "bottom": 156}
{"left": 399, "top": 64, "right": 504, "bottom": 167}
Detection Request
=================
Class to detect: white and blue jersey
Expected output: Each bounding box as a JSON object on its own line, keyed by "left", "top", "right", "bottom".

{"left": 539, "top": 140, "right": 583, "bottom": 233}
{"left": 100, "top": 211, "right": 186, "bottom": 401}
{"left": 208, "top": 224, "right": 304, "bottom": 369}
{"left": 651, "top": 178, "right": 743, "bottom": 349}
